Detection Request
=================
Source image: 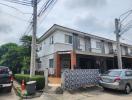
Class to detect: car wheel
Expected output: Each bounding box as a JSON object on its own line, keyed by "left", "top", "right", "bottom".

{"left": 125, "top": 84, "right": 131, "bottom": 94}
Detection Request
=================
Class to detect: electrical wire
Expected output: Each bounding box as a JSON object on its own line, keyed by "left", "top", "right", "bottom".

{"left": 0, "top": 2, "right": 31, "bottom": 14}
{"left": 120, "top": 20, "right": 132, "bottom": 35}
{"left": 1, "top": 0, "right": 57, "bottom": 35}
{"left": 1, "top": 11, "right": 31, "bottom": 22}
{"left": 118, "top": 9, "right": 132, "bottom": 36}
{"left": 38, "top": 0, "right": 56, "bottom": 17}
{"left": 37, "top": 0, "right": 42, "bottom": 4}
{"left": 23, "top": 16, "right": 33, "bottom": 35}
{"left": 2, "top": 0, "right": 32, "bottom": 6}
{"left": 37, "top": 0, "right": 57, "bottom": 28}
{"left": 119, "top": 9, "right": 132, "bottom": 19}
{"left": 4, "top": 0, "right": 32, "bottom": 4}
{"left": 120, "top": 10, "right": 132, "bottom": 23}
{"left": 121, "top": 37, "right": 132, "bottom": 43}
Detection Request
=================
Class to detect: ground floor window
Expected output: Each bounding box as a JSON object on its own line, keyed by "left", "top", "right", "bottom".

{"left": 49, "top": 59, "right": 54, "bottom": 68}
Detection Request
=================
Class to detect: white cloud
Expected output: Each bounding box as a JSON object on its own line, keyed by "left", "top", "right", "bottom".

{"left": 0, "top": 0, "right": 132, "bottom": 45}
{"left": 64, "top": 0, "right": 107, "bottom": 10}
{"left": 75, "top": 14, "right": 114, "bottom": 33}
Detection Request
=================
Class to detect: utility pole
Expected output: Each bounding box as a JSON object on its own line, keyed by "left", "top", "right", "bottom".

{"left": 30, "top": 0, "right": 37, "bottom": 77}
{"left": 115, "top": 18, "right": 123, "bottom": 69}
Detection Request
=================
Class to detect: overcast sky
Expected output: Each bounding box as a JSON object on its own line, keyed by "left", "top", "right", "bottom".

{"left": 0, "top": 0, "right": 132, "bottom": 45}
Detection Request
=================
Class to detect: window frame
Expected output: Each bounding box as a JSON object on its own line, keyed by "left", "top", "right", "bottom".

{"left": 96, "top": 41, "right": 102, "bottom": 49}
{"left": 49, "top": 36, "right": 54, "bottom": 44}
{"left": 49, "top": 59, "right": 54, "bottom": 68}
{"left": 65, "top": 34, "right": 73, "bottom": 44}
{"left": 130, "top": 49, "right": 132, "bottom": 54}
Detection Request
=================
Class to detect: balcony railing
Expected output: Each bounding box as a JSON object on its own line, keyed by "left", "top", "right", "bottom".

{"left": 76, "top": 44, "right": 104, "bottom": 54}
{"left": 91, "top": 48, "right": 102, "bottom": 53}
{"left": 76, "top": 44, "right": 114, "bottom": 54}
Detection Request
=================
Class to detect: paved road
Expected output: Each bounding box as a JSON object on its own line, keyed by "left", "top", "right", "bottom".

{"left": 0, "top": 89, "right": 19, "bottom": 100}
{"left": 34, "top": 86, "right": 132, "bottom": 100}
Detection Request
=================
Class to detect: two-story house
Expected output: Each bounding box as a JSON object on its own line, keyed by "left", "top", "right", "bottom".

{"left": 37, "top": 24, "right": 132, "bottom": 77}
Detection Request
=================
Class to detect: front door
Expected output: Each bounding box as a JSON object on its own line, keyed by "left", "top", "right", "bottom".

{"left": 61, "top": 55, "right": 71, "bottom": 74}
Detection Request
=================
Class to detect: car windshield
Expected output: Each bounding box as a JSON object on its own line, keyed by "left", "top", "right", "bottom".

{"left": 0, "top": 68, "right": 9, "bottom": 74}
{"left": 103, "top": 70, "right": 121, "bottom": 77}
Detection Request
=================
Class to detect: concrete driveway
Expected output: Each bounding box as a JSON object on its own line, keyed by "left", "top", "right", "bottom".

{"left": 62, "top": 86, "right": 132, "bottom": 100}
{"left": 0, "top": 89, "right": 19, "bottom": 100}
{"left": 35, "top": 86, "right": 132, "bottom": 100}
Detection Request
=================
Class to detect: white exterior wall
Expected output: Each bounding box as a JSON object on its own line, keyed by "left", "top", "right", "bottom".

{"left": 37, "top": 30, "right": 73, "bottom": 70}
{"left": 54, "top": 30, "right": 73, "bottom": 52}
{"left": 37, "top": 36, "right": 54, "bottom": 57}
{"left": 37, "top": 28, "right": 132, "bottom": 71}
{"left": 38, "top": 30, "right": 73, "bottom": 57}
{"left": 54, "top": 30, "right": 65, "bottom": 43}
{"left": 39, "top": 54, "right": 54, "bottom": 70}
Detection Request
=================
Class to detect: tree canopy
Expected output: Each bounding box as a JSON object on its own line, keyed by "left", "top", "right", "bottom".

{"left": 0, "top": 35, "right": 33, "bottom": 74}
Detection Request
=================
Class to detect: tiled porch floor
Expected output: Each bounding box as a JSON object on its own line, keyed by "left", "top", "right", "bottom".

{"left": 48, "top": 77, "right": 61, "bottom": 85}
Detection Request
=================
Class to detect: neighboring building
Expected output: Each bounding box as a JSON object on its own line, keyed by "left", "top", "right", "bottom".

{"left": 37, "top": 24, "right": 132, "bottom": 77}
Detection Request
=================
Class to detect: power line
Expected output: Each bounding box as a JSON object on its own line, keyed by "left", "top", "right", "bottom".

{"left": 2, "top": 0, "right": 32, "bottom": 6}
{"left": 37, "top": 0, "right": 57, "bottom": 28}
{"left": 23, "top": 0, "right": 57, "bottom": 35}
{"left": 24, "top": 22, "right": 33, "bottom": 35}
{"left": 37, "top": 0, "right": 42, "bottom": 4}
{"left": 0, "top": 2, "right": 31, "bottom": 14}
{"left": 1, "top": 11, "right": 31, "bottom": 22}
{"left": 119, "top": 9, "right": 132, "bottom": 19}
{"left": 4, "top": 0, "right": 32, "bottom": 4}
{"left": 38, "top": 0, "right": 56, "bottom": 17}
{"left": 114, "top": 9, "right": 132, "bottom": 69}
{"left": 23, "top": 16, "right": 33, "bottom": 35}
{"left": 120, "top": 20, "right": 132, "bottom": 35}
{"left": 121, "top": 37, "right": 132, "bottom": 43}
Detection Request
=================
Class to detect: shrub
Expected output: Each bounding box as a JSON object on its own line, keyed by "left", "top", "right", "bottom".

{"left": 15, "top": 74, "right": 45, "bottom": 90}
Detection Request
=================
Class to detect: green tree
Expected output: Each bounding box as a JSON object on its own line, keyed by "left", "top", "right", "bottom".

{"left": 20, "top": 35, "right": 32, "bottom": 71}
{"left": 0, "top": 43, "right": 18, "bottom": 59}
{"left": 0, "top": 43, "right": 23, "bottom": 73}
{"left": 20, "top": 35, "right": 33, "bottom": 55}
{"left": 0, "top": 35, "right": 37, "bottom": 74}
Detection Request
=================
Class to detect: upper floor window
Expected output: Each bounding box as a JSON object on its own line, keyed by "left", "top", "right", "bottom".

{"left": 49, "top": 59, "right": 54, "bottom": 68}
{"left": 130, "top": 49, "right": 132, "bottom": 54}
{"left": 96, "top": 41, "right": 102, "bottom": 49}
{"left": 65, "top": 35, "right": 72, "bottom": 44}
{"left": 50, "top": 36, "right": 54, "bottom": 44}
{"left": 108, "top": 42, "right": 113, "bottom": 53}
{"left": 77, "top": 37, "right": 80, "bottom": 49}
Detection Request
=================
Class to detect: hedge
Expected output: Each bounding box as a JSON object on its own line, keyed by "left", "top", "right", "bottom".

{"left": 15, "top": 74, "right": 45, "bottom": 90}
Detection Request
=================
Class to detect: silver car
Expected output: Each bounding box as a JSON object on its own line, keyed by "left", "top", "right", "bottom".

{"left": 99, "top": 69, "right": 132, "bottom": 94}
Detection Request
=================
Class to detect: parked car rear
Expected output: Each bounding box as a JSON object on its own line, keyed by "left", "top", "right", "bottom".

{"left": 99, "top": 69, "right": 132, "bottom": 94}
{"left": 0, "top": 66, "right": 13, "bottom": 92}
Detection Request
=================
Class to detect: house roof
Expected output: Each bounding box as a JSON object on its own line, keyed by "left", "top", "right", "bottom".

{"left": 39, "top": 24, "right": 132, "bottom": 47}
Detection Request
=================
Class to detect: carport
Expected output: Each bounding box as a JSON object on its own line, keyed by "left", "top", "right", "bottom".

{"left": 76, "top": 54, "right": 114, "bottom": 73}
